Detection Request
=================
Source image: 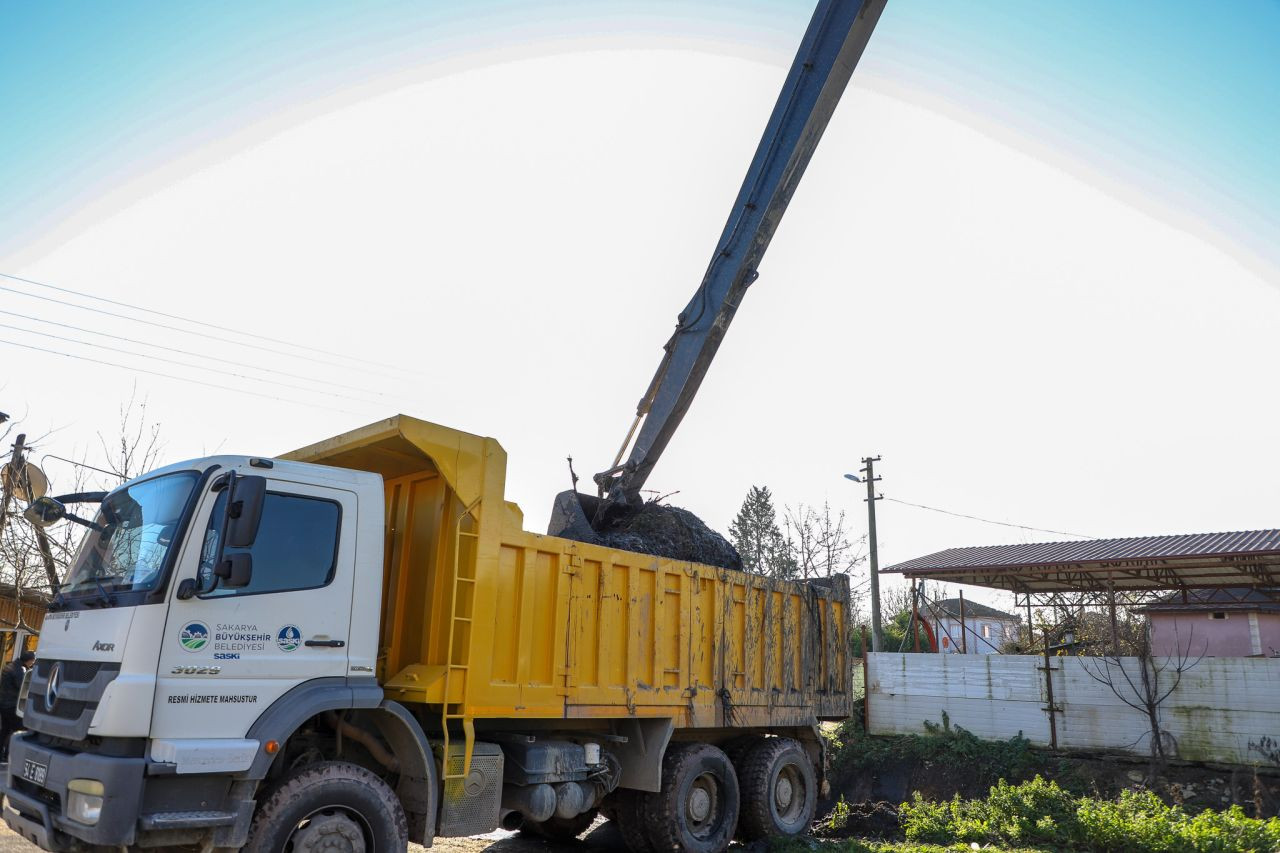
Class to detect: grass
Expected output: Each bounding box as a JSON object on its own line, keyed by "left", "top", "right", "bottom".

{"left": 771, "top": 839, "right": 1052, "bottom": 852}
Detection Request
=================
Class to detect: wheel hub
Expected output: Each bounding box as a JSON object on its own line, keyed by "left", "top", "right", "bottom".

{"left": 775, "top": 775, "right": 794, "bottom": 809}
{"left": 688, "top": 786, "right": 712, "bottom": 822}
{"left": 289, "top": 811, "right": 367, "bottom": 853}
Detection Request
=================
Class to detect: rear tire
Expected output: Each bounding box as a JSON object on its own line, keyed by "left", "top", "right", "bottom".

{"left": 612, "top": 789, "right": 656, "bottom": 853}
{"left": 641, "top": 743, "right": 739, "bottom": 853}
{"left": 721, "top": 736, "right": 758, "bottom": 773}
{"left": 735, "top": 737, "right": 817, "bottom": 841}
{"left": 522, "top": 808, "right": 598, "bottom": 841}
{"left": 243, "top": 760, "right": 408, "bottom": 853}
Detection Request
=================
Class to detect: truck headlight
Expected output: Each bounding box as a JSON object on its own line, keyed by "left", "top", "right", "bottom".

{"left": 66, "top": 779, "right": 104, "bottom": 826}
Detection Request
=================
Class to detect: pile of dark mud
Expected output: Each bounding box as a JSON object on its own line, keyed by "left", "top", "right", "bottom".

{"left": 548, "top": 490, "right": 741, "bottom": 570}
{"left": 595, "top": 502, "right": 742, "bottom": 571}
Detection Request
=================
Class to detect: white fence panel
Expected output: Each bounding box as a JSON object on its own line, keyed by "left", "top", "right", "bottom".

{"left": 866, "top": 653, "right": 1051, "bottom": 744}
{"left": 865, "top": 652, "right": 1280, "bottom": 765}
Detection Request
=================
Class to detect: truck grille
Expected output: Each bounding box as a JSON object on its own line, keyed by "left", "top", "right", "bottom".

{"left": 34, "top": 659, "right": 101, "bottom": 682}
{"left": 24, "top": 659, "right": 121, "bottom": 740}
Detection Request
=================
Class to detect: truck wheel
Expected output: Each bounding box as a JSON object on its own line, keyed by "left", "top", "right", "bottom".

{"left": 735, "top": 737, "right": 816, "bottom": 841}
{"left": 522, "top": 808, "right": 599, "bottom": 841}
{"left": 721, "top": 735, "right": 758, "bottom": 771}
{"left": 642, "top": 743, "right": 739, "bottom": 853}
{"left": 612, "top": 789, "right": 656, "bottom": 853}
{"left": 243, "top": 761, "right": 408, "bottom": 853}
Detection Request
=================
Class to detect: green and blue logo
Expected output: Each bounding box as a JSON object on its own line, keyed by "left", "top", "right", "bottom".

{"left": 277, "top": 625, "right": 301, "bottom": 653}
{"left": 180, "top": 622, "right": 209, "bottom": 652}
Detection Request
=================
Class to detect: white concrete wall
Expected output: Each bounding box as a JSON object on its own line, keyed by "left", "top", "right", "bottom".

{"left": 865, "top": 652, "right": 1280, "bottom": 765}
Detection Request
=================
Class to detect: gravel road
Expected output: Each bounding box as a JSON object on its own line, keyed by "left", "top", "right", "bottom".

{"left": 0, "top": 815, "right": 623, "bottom": 852}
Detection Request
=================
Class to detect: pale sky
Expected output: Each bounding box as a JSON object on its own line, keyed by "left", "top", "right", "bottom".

{"left": 3, "top": 5, "right": 1278, "bottom": 613}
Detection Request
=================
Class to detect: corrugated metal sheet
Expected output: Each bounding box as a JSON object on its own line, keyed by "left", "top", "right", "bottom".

{"left": 883, "top": 530, "right": 1280, "bottom": 591}
{"left": 866, "top": 652, "right": 1280, "bottom": 764}
{"left": 890, "top": 530, "right": 1280, "bottom": 572}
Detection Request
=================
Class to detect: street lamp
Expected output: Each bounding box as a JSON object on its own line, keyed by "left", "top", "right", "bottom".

{"left": 845, "top": 459, "right": 883, "bottom": 652}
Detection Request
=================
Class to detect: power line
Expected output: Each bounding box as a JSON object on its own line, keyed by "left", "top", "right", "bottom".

{"left": 39, "top": 453, "right": 120, "bottom": 479}
{"left": 0, "top": 338, "right": 363, "bottom": 416}
{"left": 0, "top": 271, "right": 422, "bottom": 376}
{"left": 0, "top": 307, "right": 398, "bottom": 399}
{"left": 0, "top": 283, "right": 400, "bottom": 379}
{"left": 884, "top": 496, "right": 1094, "bottom": 540}
{"left": 0, "top": 321, "right": 391, "bottom": 408}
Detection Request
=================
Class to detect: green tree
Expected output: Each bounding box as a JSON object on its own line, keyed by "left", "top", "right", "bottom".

{"left": 729, "top": 486, "right": 795, "bottom": 578}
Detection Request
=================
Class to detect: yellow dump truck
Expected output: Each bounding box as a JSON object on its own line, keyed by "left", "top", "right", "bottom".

{"left": 6, "top": 415, "right": 852, "bottom": 853}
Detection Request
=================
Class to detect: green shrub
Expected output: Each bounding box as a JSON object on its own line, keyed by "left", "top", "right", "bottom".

{"left": 1074, "top": 788, "right": 1182, "bottom": 851}
{"left": 900, "top": 776, "right": 1280, "bottom": 853}
{"left": 828, "top": 711, "right": 1050, "bottom": 793}
{"left": 901, "top": 777, "right": 1076, "bottom": 847}
{"left": 1181, "top": 805, "right": 1280, "bottom": 853}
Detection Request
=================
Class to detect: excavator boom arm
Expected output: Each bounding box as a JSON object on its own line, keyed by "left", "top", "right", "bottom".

{"left": 598, "top": 0, "right": 888, "bottom": 504}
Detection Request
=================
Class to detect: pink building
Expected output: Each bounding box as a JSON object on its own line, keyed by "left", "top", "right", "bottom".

{"left": 1140, "top": 589, "right": 1280, "bottom": 658}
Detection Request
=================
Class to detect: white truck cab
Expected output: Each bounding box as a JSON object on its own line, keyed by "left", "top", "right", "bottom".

{"left": 5, "top": 455, "right": 397, "bottom": 851}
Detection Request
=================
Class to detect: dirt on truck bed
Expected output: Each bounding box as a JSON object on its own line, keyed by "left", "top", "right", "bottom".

{"left": 548, "top": 490, "right": 743, "bottom": 571}
{"left": 594, "top": 501, "right": 742, "bottom": 570}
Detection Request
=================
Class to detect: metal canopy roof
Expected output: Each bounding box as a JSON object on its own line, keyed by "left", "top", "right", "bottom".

{"left": 884, "top": 530, "right": 1280, "bottom": 593}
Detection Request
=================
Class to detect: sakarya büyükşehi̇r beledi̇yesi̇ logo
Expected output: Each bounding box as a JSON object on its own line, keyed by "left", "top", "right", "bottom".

{"left": 180, "top": 622, "right": 209, "bottom": 652}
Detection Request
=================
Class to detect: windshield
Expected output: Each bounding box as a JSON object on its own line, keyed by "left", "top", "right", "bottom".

{"left": 62, "top": 471, "right": 200, "bottom": 599}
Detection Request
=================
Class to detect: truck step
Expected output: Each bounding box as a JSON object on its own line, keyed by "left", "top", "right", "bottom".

{"left": 139, "top": 810, "right": 239, "bottom": 830}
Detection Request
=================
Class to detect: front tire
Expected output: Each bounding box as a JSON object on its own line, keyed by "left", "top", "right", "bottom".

{"left": 641, "top": 743, "right": 739, "bottom": 853}
{"left": 243, "top": 761, "right": 408, "bottom": 853}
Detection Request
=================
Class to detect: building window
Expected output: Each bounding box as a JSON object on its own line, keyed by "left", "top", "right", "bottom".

{"left": 982, "top": 624, "right": 991, "bottom": 639}
{"left": 1210, "top": 612, "right": 1227, "bottom": 620}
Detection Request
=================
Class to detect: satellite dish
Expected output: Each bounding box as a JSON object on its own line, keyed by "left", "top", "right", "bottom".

{"left": 1, "top": 462, "right": 49, "bottom": 501}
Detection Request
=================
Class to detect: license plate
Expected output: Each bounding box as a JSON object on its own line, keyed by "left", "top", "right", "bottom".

{"left": 21, "top": 759, "right": 47, "bottom": 787}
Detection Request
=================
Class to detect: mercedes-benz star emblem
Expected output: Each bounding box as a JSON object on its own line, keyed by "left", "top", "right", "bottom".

{"left": 45, "top": 661, "right": 62, "bottom": 711}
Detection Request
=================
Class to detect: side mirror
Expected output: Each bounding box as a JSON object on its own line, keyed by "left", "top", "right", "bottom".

{"left": 215, "top": 553, "right": 254, "bottom": 588}
{"left": 23, "top": 497, "right": 66, "bottom": 528}
{"left": 226, "top": 476, "right": 266, "bottom": 548}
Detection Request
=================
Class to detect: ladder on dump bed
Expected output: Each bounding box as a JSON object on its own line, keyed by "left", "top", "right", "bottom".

{"left": 440, "top": 497, "right": 481, "bottom": 779}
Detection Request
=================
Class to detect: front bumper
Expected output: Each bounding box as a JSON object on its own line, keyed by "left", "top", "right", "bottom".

{"left": 4, "top": 732, "right": 144, "bottom": 851}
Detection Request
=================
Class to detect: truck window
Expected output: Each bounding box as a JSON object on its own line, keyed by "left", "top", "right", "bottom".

{"left": 199, "top": 490, "right": 341, "bottom": 597}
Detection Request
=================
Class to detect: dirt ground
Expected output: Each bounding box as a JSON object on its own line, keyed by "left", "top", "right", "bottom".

{"left": 0, "top": 817, "right": 619, "bottom": 852}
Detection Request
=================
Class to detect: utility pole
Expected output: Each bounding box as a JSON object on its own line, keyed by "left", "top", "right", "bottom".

{"left": 2, "top": 433, "right": 60, "bottom": 592}
{"left": 861, "top": 455, "right": 884, "bottom": 652}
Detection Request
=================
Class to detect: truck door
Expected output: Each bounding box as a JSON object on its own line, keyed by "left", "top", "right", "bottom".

{"left": 152, "top": 474, "right": 357, "bottom": 740}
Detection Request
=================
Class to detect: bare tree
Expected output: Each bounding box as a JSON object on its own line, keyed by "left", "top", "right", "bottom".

{"left": 783, "top": 502, "right": 866, "bottom": 580}
{"left": 97, "top": 389, "right": 165, "bottom": 482}
{"left": 1, "top": 394, "right": 167, "bottom": 609}
{"left": 878, "top": 583, "right": 915, "bottom": 622}
{"left": 1079, "top": 622, "right": 1206, "bottom": 774}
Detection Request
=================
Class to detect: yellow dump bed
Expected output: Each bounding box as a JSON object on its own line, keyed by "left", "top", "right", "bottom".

{"left": 284, "top": 415, "right": 852, "bottom": 732}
